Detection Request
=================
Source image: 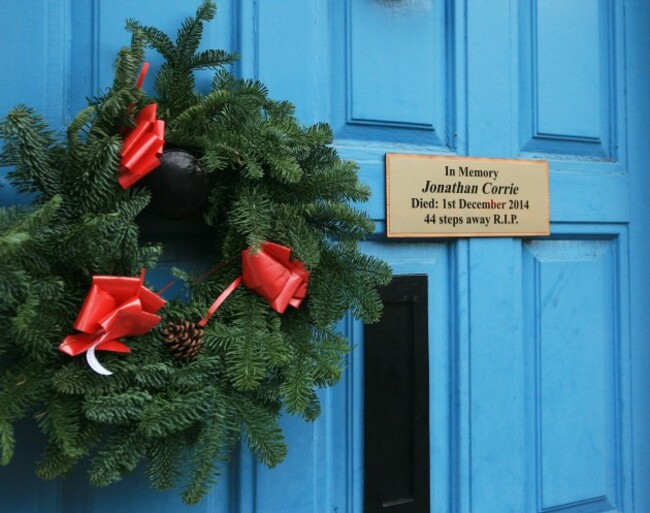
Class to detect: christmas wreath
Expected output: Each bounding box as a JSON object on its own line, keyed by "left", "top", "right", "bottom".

{"left": 0, "top": 1, "right": 391, "bottom": 504}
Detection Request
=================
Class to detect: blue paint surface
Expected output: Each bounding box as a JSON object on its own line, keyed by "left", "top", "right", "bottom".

{"left": 1, "top": 0, "right": 649, "bottom": 512}
{"left": 536, "top": 0, "right": 602, "bottom": 139}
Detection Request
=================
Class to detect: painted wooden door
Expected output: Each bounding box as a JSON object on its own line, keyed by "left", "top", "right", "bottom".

{"left": 1, "top": 1, "right": 649, "bottom": 512}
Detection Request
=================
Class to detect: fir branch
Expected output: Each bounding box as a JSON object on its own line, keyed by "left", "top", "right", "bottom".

{"left": 0, "top": 368, "right": 49, "bottom": 422}
{"left": 189, "top": 49, "right": 238, "bottom": 70}
{"left": 89, "top": 428, "right": 146, "bottom": 486}
{"left": 280, "top": 354, "right": 315, "bottom": 415}
{"left": 263, "top": 318, "right": 292, "bottom": 368}
{"left": 139, "top": 387, "right": 215, "bottom": 438}
{"left": 38, "top": 395, "right": 85, "bottom": 458}
{"left": 237, "top": 397, "right": 287, "bottom": 467}
{"left": 229, "top": 186, "right": 272, "bottom": 248}
{"left": 36, "top": 414, "right": 102, "bottom": 478}
{"left": 298, "top": 160, "right": 371, "bottom": 203}
{"left": 181, "top": 397, "right": 236, "bottom": 504}
{"left": 310, "top": 326, "right": 351, "bottom": 386}
{"left": 271, "top": 205, "right": 322, "bottom": 267}
{"left": 132, "top": 363, "right": 175, "bottom": 390}
{"left": 66, "top": 106, "right": 96, "bottom": 171}
{"left": 129, "top": 0, "right": 236, "bottom": 121}
{"left": 145, "top": 437, "right": 184, "bottom": 491}
{"left": 110, "top": 40, "right": 146, "bottom": 94}
{"left": 0, "top": 106, "right": 61, "bottom": 197}
{"left": 222, "top": 295, "right": 274, "bottom": 390}
{"left": 303, "top": 200, "right": 376, "bottom": 239}
{"left": 265, "top": 153, "right": 303, "bottom": 184}
{"left": 35, "top": 443, "right": 77, "bottom": 479}
{"left": 52, "top": 364, "right": 134, "bottom": 396}
{"left": 175, "top": 0, "right": 217, "bottom": 61}
{"left": 0, "top": 420, "right": 15, "bottom": 466}
{"left": 83, "top": 390, "right": 153, "bottom": 425}
{"left": 170, "top": 88, "right": 232, "bottom": 134}
{"left": 125, "top": 21, "right": 175, "bottom": 61}
{"left": 301, "top": 391, "right": 322, "bottom": 421}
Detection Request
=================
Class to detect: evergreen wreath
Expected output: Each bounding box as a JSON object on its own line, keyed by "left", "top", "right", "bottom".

{"left": 0, "top": 1, "right": 391, "bottom": 504}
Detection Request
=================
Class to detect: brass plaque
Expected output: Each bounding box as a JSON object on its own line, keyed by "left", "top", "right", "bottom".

{"left": 386, "top": 154, "right": 549, "bottom": 237}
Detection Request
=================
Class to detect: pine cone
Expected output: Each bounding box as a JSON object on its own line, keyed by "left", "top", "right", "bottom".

{"left": 162, "top": 320, "right": 204, "bottom": 360}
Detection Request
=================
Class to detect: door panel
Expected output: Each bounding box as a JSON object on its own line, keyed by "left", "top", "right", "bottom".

{"left": 524, "top": 0, "right": 610, "bottom": 148}
{"left": 523, "top": 230, "right": 630, "bottom": 512}
{"left": 330, "top": 0, "right": 452, "bottom": 147}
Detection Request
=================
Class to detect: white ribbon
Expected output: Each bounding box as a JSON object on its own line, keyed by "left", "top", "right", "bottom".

{"left": 86, "top": 337, "right": 113, "bottom": 376}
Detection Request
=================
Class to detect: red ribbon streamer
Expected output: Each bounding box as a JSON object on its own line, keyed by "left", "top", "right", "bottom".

{"left": 59, "top": 269, "right": 166, "bottom": 358}
{"left": 118, "top": 62, "right": 165, "bottom": 189}
{"left": 199, "top": 242, "right": 310, "bottom": 327}
{"left": 135, "top": 62, "right": 149, "bottom": 90}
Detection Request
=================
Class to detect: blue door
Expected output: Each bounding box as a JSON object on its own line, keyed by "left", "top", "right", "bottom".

{"left": 1, "top": 1, "right": 649, "bottom": 512}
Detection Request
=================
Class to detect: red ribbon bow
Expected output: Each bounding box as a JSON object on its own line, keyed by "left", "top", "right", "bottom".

{"left": 118, "top": 63, "right": 165, "bottom": 189}
{"left": 200, "top": 242, "right": 310, "bottom": 327}
{"left": 118, "top": 103, "right": 165, "bottom": 188}
{"left": 60, "top": 270, "right": 166, "bottom": 375}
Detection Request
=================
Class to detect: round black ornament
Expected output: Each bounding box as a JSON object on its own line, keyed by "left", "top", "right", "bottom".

{"left": 142, "top": 148, "right": 211, "bottom": 219}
